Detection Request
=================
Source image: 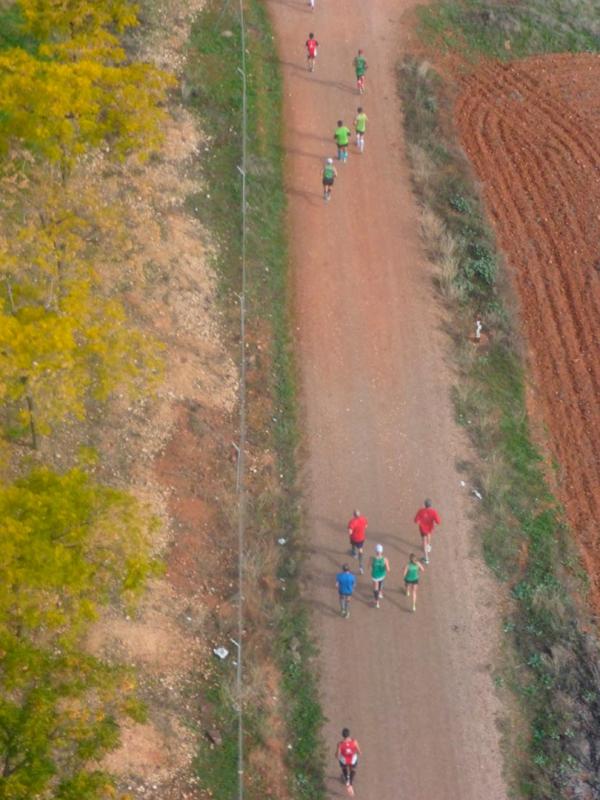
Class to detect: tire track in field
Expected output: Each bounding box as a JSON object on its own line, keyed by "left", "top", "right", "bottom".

{"left": 456, "top": 55, "right": 600, "bottom": 605}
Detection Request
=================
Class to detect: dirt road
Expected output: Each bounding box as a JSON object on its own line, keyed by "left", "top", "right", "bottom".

{"left": 266, "top": 1, "right": 507, "bottom": 797}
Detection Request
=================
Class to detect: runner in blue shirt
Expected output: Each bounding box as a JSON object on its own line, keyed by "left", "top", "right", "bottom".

{"left": 336, "top": 564, "right": 356, "bottom": 618}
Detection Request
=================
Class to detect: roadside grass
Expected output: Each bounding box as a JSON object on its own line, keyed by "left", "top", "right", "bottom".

{"left": 186, "top": 2, "right": 325, "bottom": 798}
{"left": 193, "top": 666, "right": 268, "bottom": 799}
{"left": 399, "top": 52, "right": 600, "bottom": 800}
{"left": 418, "top": 0, "right": 600, "bottom": 61}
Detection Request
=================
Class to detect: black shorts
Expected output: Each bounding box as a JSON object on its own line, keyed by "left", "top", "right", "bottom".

{"left": 323, "top": 177, "right": 334, "bottom": 187}
{"left": 404, "top": 578, "right": 419, "bottom": 585}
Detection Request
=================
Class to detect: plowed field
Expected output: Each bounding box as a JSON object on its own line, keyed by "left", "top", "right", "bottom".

{"left": 456, "top": 54, "right": 600, "bottom": 606}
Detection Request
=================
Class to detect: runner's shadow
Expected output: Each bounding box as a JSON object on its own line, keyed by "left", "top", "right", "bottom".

{"left": 289, "top": 128, "right": 334, "bottom": 145}
{"left": 383, "top": 592, "right": 406, "bottom": 611}
{"left": 365, "top": 529, "right": 416, "bottom": 552}
{"left": 398, "top": 604, "right": 416, "bottom": 614}
{"left": 294, "top": 73, "right": 357, "bottom": 94}
{"left": 309, "top": 542, "right": 354, "bottom": 569}
{"left": 285, "top": 185, "right": 323, "bottom": 206}
{"left": 308, "top": 563, "right": 350, "bottom": 582}
{"left": 286, "top": 147, "right": 328, "bottom": 163}
{"left": 308, "top": 597, "right": 344, "bottom": 618}
{"left": 278, "top": 60, "right": 314, "bottom": 74}
{"left": 269, "top": 0, "right": 312, "bottom": 11}
{"left": 355, "top": 583, "right": 404, "bottom": 611}
{"left": 326, "top": 774, "right": 349, "bottom": 798}
{"left": 313, "top": 515, "right": 345, "bottom": 532}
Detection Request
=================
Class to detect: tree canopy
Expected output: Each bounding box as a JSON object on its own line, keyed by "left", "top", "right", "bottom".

{"left": 18, "top": 0, "right": 138, "bottom": 42}
{"left": 0, "top": 468, "right": 154, "bottom": 799}
{"left": 0, "top": 0, "right": 172, "bottom": 794}
{"left": 0, "top": 49, "right": 171, "bottom": 167}
{"left": 0, "top": 277, "right": 162, "bottom": 435}
{"left": 0, "top": 467, "right": 159, "bottom": 638}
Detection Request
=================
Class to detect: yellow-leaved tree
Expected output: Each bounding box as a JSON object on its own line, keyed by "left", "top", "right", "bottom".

{"left": 0, "top": 277, "right": 162, "bottom": 445}
{"left": 0, "top": 48, "right": 172, "bottom": 173}
{"left": 0, "top": 173, "right": 159, "bottom": 445}
{"left": 0, "top": 171, "right": 130, "bottom": 302}
{"left": 18, "top": 0, "right": 139, "bottom": 42}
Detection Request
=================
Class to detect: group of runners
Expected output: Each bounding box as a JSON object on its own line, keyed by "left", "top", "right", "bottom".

{"left": 334, "top": 500, "right": 441, "bottom": 793}
{"left": 303, "top": 19, "right": 443, "bottom": 796}
{"left": 304, "top": 33, "right": 369, "bottom": 201}
{"left": 337, "top": 500, "right": 441, "bottom": 617}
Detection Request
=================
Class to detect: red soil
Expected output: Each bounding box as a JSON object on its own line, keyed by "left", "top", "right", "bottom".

{"left": 456, "top": 54, "right": 600, "bottom": 607}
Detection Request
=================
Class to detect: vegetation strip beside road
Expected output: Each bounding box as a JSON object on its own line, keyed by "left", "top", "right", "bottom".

{"left": 0, "top": 2, "right": 169, "bottom": 796}
{"left": 418, "top": 0, "right": 598, "bottom": 60}
{"left": 401, "top": 3, "right": 600, "bottom": 798}
{"left": 186, "top": 2, "right": 324, "bottom": 798}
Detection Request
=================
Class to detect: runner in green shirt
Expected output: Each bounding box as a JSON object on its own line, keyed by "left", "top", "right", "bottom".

{"left": 370, "top": 544, "right": 390, "bottom": 609}
{"left": 354, "top": 106, "right": 368, "bottom": 153}
{"left": 353, "top": 49, "right": 368, "bottom": 94}
{"left": 334, "top": 120, "right": 351, "bottom": 162}
{"left": 403, "top": 553, "right": 425, "bottom": 612}
{"left": 321, "top": 157, "right": 337, "bottom": 201}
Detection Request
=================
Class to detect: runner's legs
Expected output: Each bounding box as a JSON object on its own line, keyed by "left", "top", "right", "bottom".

{"left": 339, "top": 594, "right": 350, "bottom": 616}
{"left": 373, "top": 579, "right": 384, "bottom": 605}
{"left": 422, "top": 533, "right": 430, "bottom": 562}
{"left": 340, "top": 763, "right": 351, "bottom": 784}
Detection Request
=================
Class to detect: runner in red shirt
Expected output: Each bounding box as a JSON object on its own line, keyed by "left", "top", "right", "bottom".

{"left": 336, "top": 728, "right": 362, "bottom": 796}
{"left": 347, "top": 509, "right": 368, "bottom": 574}
{"left": 305, "top": 33, "right": 319, "bottom": 72}
{"left": 414, "top": 498, "right": 441, "bottom": 564}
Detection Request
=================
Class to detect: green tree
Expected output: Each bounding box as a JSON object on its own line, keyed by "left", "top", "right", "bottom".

{"left": 0, "top": 468, "right": 158, "bottom": 637}
{"left": 0, "top": 467, "right": 154, "bottom": 799}
{"left": 0, "top": 640, "right": 136, "bottom": 800}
